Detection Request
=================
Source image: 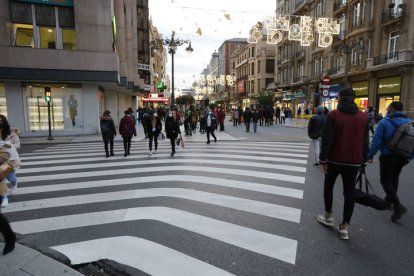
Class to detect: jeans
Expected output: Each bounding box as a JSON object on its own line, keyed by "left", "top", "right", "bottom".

{"left": 379, "top": 155, "right": 409, "bottom": 207}
{"left": 324, "top": 163, "right": 359, "bottom": 224}
{"left": 148, "top": 133, "right": 159, "bottom": 151}
{"left": 253, "top": 122, "right": 258, "bottom": 132}
{"left": 206, "top": 126, "right": 216, "bottom": 142}
{"left": 122, "top": 136, "right": 132, "bottom": 155}
{"left": 245, "top": 121, "right": 251, "bottom": 132}
{"left": 312, "top": 138, "right": 321, "bottom": 163}
{"left": 2, "top": 170, "right": 17, "bottom": 202}
{"left": 103, "top": 139, "right": 114, "bottom": 155}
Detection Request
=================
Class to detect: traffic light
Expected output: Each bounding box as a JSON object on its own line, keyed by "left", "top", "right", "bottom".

{"left": 157, "top": 82, "right": 167, "bottom": 92}
{"left": 44, "top": 87, "right": 52, "bottom": 102}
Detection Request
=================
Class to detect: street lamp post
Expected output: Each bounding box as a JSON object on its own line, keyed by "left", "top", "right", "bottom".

{"left": 44, "top": 87, "right": 53, "bottom": 140}
{"left": 159, "top": 31, "right": 193, "bottom": 107}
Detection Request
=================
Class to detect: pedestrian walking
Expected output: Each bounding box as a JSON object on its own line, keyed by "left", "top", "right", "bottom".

{"left": 127, "top": 107, "right": 136, "bottom": 125}
{"left": 0, "top": 115, "right": 21, "bottom": 208}
{"left": 297, "top": 107, "right": 302, "bottom": 118}
{"left": 165, "top": 109, "right": 181, "bottom": 156}
{"left": 367, "top": 106, "right": 375, "bottom": 135}
{"left": 100, "top": 110, "right": 116, "bottom": 158}
{"left": 280, "top": 108, "right": 286, "bottom": 124}
{"left": 233, "top": 109, "right": 239, "bottom": 126}
{"left": 206, "top": 109, "right": 217, "bottom": 144}
{"left": 141, "top": 108, "right": 150, "bottom": 138}
{"left": 308, "top": 106, "right": 326, "bottom": 166}
{"left": 317, "top": 88, "right": 369, "bottom": 240}
{"left": 284, "top": 107, "right": 292, "bottom": 127}
{"left": 146, "top": 113, "right": 162, "bottom": 155}
{"left": 252, "top": 109, "right": 259, "bottom": 133}
{"left": 276, "top": 106, "right": 281, "bottom": 124}
{"left": 368, "top": 101, "right": 414, "bottom": 222}
{"left": 119, "top": 110, "right": 137, "bottom": 157}
{"left": 243, "top": 107, "right": 252, "bottom": 132}
{"left": 259, "top": 106, "right": 265, "bottom": 126}
{"left": 217, "top": 108, "right": 225, "bottom": 131}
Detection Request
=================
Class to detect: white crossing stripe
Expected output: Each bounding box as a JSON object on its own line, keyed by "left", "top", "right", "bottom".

{"left": 18, "top": 158, "right": 306, "bottom": 174}
{"left": 17, "top": 165, "right": 305, "bottom": 184}
{"left": 5, "top": 188, "right": 301, "bottom": 223}
{"left": 52, "top": 236, "right": 235, "bottom": 276}
{"left": 10, "top": 175, "right": 304, "bottom": 199}
{"left": 12, "top": 206, "right": 298, "bottom": 264}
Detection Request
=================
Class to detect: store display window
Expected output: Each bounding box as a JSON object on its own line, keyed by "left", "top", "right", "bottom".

{"left": 24, "top": 84, "right": 83, "bottom": 132}
{"left": 378, "top": 95, "right": 400, "bottom": 117}
{"left": 0, "top": 83, "right": 7, "bottom": 117}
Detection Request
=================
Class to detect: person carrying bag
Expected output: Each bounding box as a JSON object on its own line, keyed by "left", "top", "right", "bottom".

{"left": 354, "top": 167, "right": 390, "bottom": 210}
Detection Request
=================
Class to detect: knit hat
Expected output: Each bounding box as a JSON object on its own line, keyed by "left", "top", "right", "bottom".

{"left": 338, "top": 88, "right": 356, "bottom": 100}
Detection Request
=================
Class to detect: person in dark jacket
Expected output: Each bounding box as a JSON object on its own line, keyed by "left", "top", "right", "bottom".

{"left": 275, "top": 106, "right": 281, "bottom": 124}
{"left": 308, "top": 106, "right": 326, "bottom": 166}
{"left": 368, "top": 102, "right": 414, "bottom": 222}
{"left": 206, "top": 109, "right": 217, "bottom": 144}
{"left": 119, "top": 110, "right": 137, "bottom": 157}
{"left": 141, "top": 108, "right": 150, "bottom": 138}
{"left": 217, "top": 108, "right": 225, "bottom": 131}
{"left": 146, "top": 112, "right": 162, "bottom": 155}
{"left": 252, "top": 109, "right": 259, "bottom": 133}
{"left": 165, "top": 109, "right": 181, "bottom": 156}
{"left": 243, "top": 107, "right": 252, "bottom": 132}
{"left": 100, "top": 110, "right": 116, "bottom": 158}
{"left": 317, "top": 88, "right": 369, "bottom": 240}
{"left": 367, "top": 106, "right": 375, "bottom": 135}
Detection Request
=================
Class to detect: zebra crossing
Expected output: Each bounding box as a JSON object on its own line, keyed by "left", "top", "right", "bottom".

{"left": 6, "top": 140, "right": 310, "bottom": 275}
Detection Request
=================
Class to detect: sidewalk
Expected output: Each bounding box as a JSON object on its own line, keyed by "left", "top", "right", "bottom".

{"left": 0, "top": 242, "right": 82, "bottom": 276}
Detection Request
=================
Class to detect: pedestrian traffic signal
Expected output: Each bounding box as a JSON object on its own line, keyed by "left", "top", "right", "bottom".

{"left": 157, "top": 82, "right": 167, "bottom": 92}
{"left": 44, "top": 87, "right": 52, "bottom": 102}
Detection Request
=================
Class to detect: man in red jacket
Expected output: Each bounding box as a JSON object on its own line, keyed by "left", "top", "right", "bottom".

{"left": 119, "top": 110, "right": 137, "bottom": 157}
{"left": 317, "top": 88, "right": 369, "bottom": 240}
{"left": 217, "top": 108, "right": 225, "bottom": 132}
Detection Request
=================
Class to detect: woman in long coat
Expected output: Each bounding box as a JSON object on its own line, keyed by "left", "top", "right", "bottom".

{"left": 100, "top": 110, "right": 116, "bottom": 158}
{"left": 165, "top": 110, "right": 181, "bottom": 156}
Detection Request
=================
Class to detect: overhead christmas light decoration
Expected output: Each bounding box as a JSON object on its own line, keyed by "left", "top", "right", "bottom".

{"left": 249, "top": 15, "right": 340, "bottom": 47}
{"left": 197, "top": 74, "right": 236, "bottom": 87}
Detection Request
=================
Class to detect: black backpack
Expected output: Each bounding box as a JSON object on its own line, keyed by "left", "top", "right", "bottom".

{"left": 387, "top": 119, "right": 414, "bottom": 159}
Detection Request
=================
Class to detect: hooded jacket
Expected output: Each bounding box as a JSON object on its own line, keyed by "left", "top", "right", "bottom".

{"left": 100, "top": 115, "right": 116, "bottom": 140}
{"left": 368, "top": 111, "right": 414, "bottom": 160}
{"left": 320, "top": 97, "right": 369, "bottom": 166}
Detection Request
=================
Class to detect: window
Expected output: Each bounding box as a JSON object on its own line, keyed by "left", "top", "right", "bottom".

{"left": 388, "top": 31, "right": 399, "bottom": 59}
{"left": 0, "top": 83, "right": 7, "bottom": 118}
{"left": 10, "top": 3, "right": 76, "bottom": 50}
{"left": 370, "top": 0, "right": 375, "bottom": 22}
{"left": 13, "top": 23, "right": 34, "bottom": 47}
{"left": 258, "top": 60, "right": 261, "bottom": 74}
{"left": 251, "top": 63, "right": 255, "bottom": 75}
{"left": 368, "top": 38, "right": 372, "bottom": 58}
{"left": 353, "top": 2, "right": 361, "bottom": 27}
{"left": 314, "top": 58, "right": 320, "bottom": 76}
{"left": 361, "top": 0, "right": 366, "bottom": 24}
{"left": 266, "top": 59, "right": 275, "bottom": 73}
{"left": 316, "top": 1, "right": 322, "bottom": 17}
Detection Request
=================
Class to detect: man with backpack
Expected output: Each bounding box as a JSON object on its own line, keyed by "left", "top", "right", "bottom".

{"left": 368, "top": 101, "right": 414, "bottom": 222}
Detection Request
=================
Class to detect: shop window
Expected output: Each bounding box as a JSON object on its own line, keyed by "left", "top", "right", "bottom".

{"left": 40, "top": 27, "right": 56, "bottom": 49}
{"left": 62, "top": 28, "right": 77, "bottom": 50}
{"left": 13, "top": 23, "right": 34, "bottom": 47}
{"left": 378, "top": 96, "right": 400, "bottom": 117}
{"left": 0, "top": 83, "right": 7, "bottom": 118}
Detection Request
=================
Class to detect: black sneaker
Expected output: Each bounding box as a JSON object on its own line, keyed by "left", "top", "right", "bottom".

{"left": 391, "top": 205, "right": 407, "bottom": 222}
{"left": 314, "top": 162, "right": 320, "bottom": 167}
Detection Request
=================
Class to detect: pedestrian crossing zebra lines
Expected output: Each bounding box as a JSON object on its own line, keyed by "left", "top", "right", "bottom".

{"left": 6, "top": 141, "right": 310, "bottom": 275}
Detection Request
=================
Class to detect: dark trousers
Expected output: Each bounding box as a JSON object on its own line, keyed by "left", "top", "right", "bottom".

{"left": 219, "top": 122, "right": 224, "bottom": 131}
{"left": 148, "top": 133, "right": 159, "bottom": 151}
{"left": 259, "top": 117, "right": 264, "bottom": 126}
{"left": 233, "top": 119, "right": 238, "bottom": 126}
{"left": 170, "top": 137, "right": 176, "bottom": 153}
{"left": 103, "top": 139, "right": 114, "bottom": 155}
{"left": 324, "top": 163, "right": 359, "bottom": 224}
{"left": 0, "top": 198, "right": 16, "bottom": 245}
{"left": 206, "top": 126, "right": 216, "bottom": 142}
{"left": 380, "top": 155, "right": 409, "bottom": 207}
{"left": 276, "top": 116, "right": 280, "bottom": 124}
{"left": 245, "top": 121, "right": 251, "bottom": 132}
{"left": 122, "top": 136, "right": 132, "bottom": 155}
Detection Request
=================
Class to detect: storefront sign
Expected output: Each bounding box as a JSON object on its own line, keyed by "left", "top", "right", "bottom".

{"left": 378, "top": 76, "right": 401, "bottom": 95}
{"left": 15, "top": 0, "right": 74, "bottom": 6}
{"left": 142, "top": 97, "right": 169, "bottom": 102}
{"left": 352, "top": 81, "right": 369, "bottom": 96}
{"left": 143, "top": 85, "right": 151, "bottom": 91}
{"left": 138, "top": 64, "right": 151, "bottom": 71}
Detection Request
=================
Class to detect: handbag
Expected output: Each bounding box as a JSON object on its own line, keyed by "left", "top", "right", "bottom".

{"left": 0, "top": 162, "right": 13, "bottom": 180}
{"left": 0, "top": 180, "right": 9, "bottom": 196}
{"left": 176, "top": 136, "right": 181, "bottom": 146}
{"left": 354, "top": 170, "right": 390, "bottom": 210}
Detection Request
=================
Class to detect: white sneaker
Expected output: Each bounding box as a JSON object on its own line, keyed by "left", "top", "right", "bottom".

{"left": 337, "top": 226, "right": 349, "bottom": 240}
{"left": 148, "top": 151, "right": 153, "bottom": 155}
{"left": 153, "top": 150, "right": 157, "bottom": 154}
{"left": 316, "top": 214, "right": 334, "bottom": 227}
{"left": 10, "top": 183, "right": 18, "bottom": 195}
{"left": 1, "top": 197, "right": 8, "bottom": 208}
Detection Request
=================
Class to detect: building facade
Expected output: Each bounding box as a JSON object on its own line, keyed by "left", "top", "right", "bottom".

{"left": 0, "top": 0, "right": 152, "bottom": 137}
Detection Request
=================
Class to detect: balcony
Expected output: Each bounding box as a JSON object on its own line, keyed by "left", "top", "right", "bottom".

{"left": 292, "top": 76, "right": 308, "bottom": 84}
{"left": 382, "top": 5, "right": 406, "bottom": 24}
{"left": 333, "top": 0, "right": 347, "bottom": 14}
{"left": 293, "top": 0, "right": 313, "bottom": 15}
{"left": 295, "top": 50, "right": 305, "bottom": 59}
{"left": 367, "top": 50, "right": 414, "bottom": 68}
{"left": 328, "top": 66, "right": 345, "bottom": 76}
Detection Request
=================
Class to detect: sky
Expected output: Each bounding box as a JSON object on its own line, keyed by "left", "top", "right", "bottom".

{"left": 149, "top": 0, "right": 276, "bottom": 90}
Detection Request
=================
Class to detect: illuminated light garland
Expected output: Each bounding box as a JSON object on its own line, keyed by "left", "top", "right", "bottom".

{"left": 196, "top": 75, "right": 236, "bottom": 87}
{"left": 248, "top": 14, "right": 340, "bottom": 47}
